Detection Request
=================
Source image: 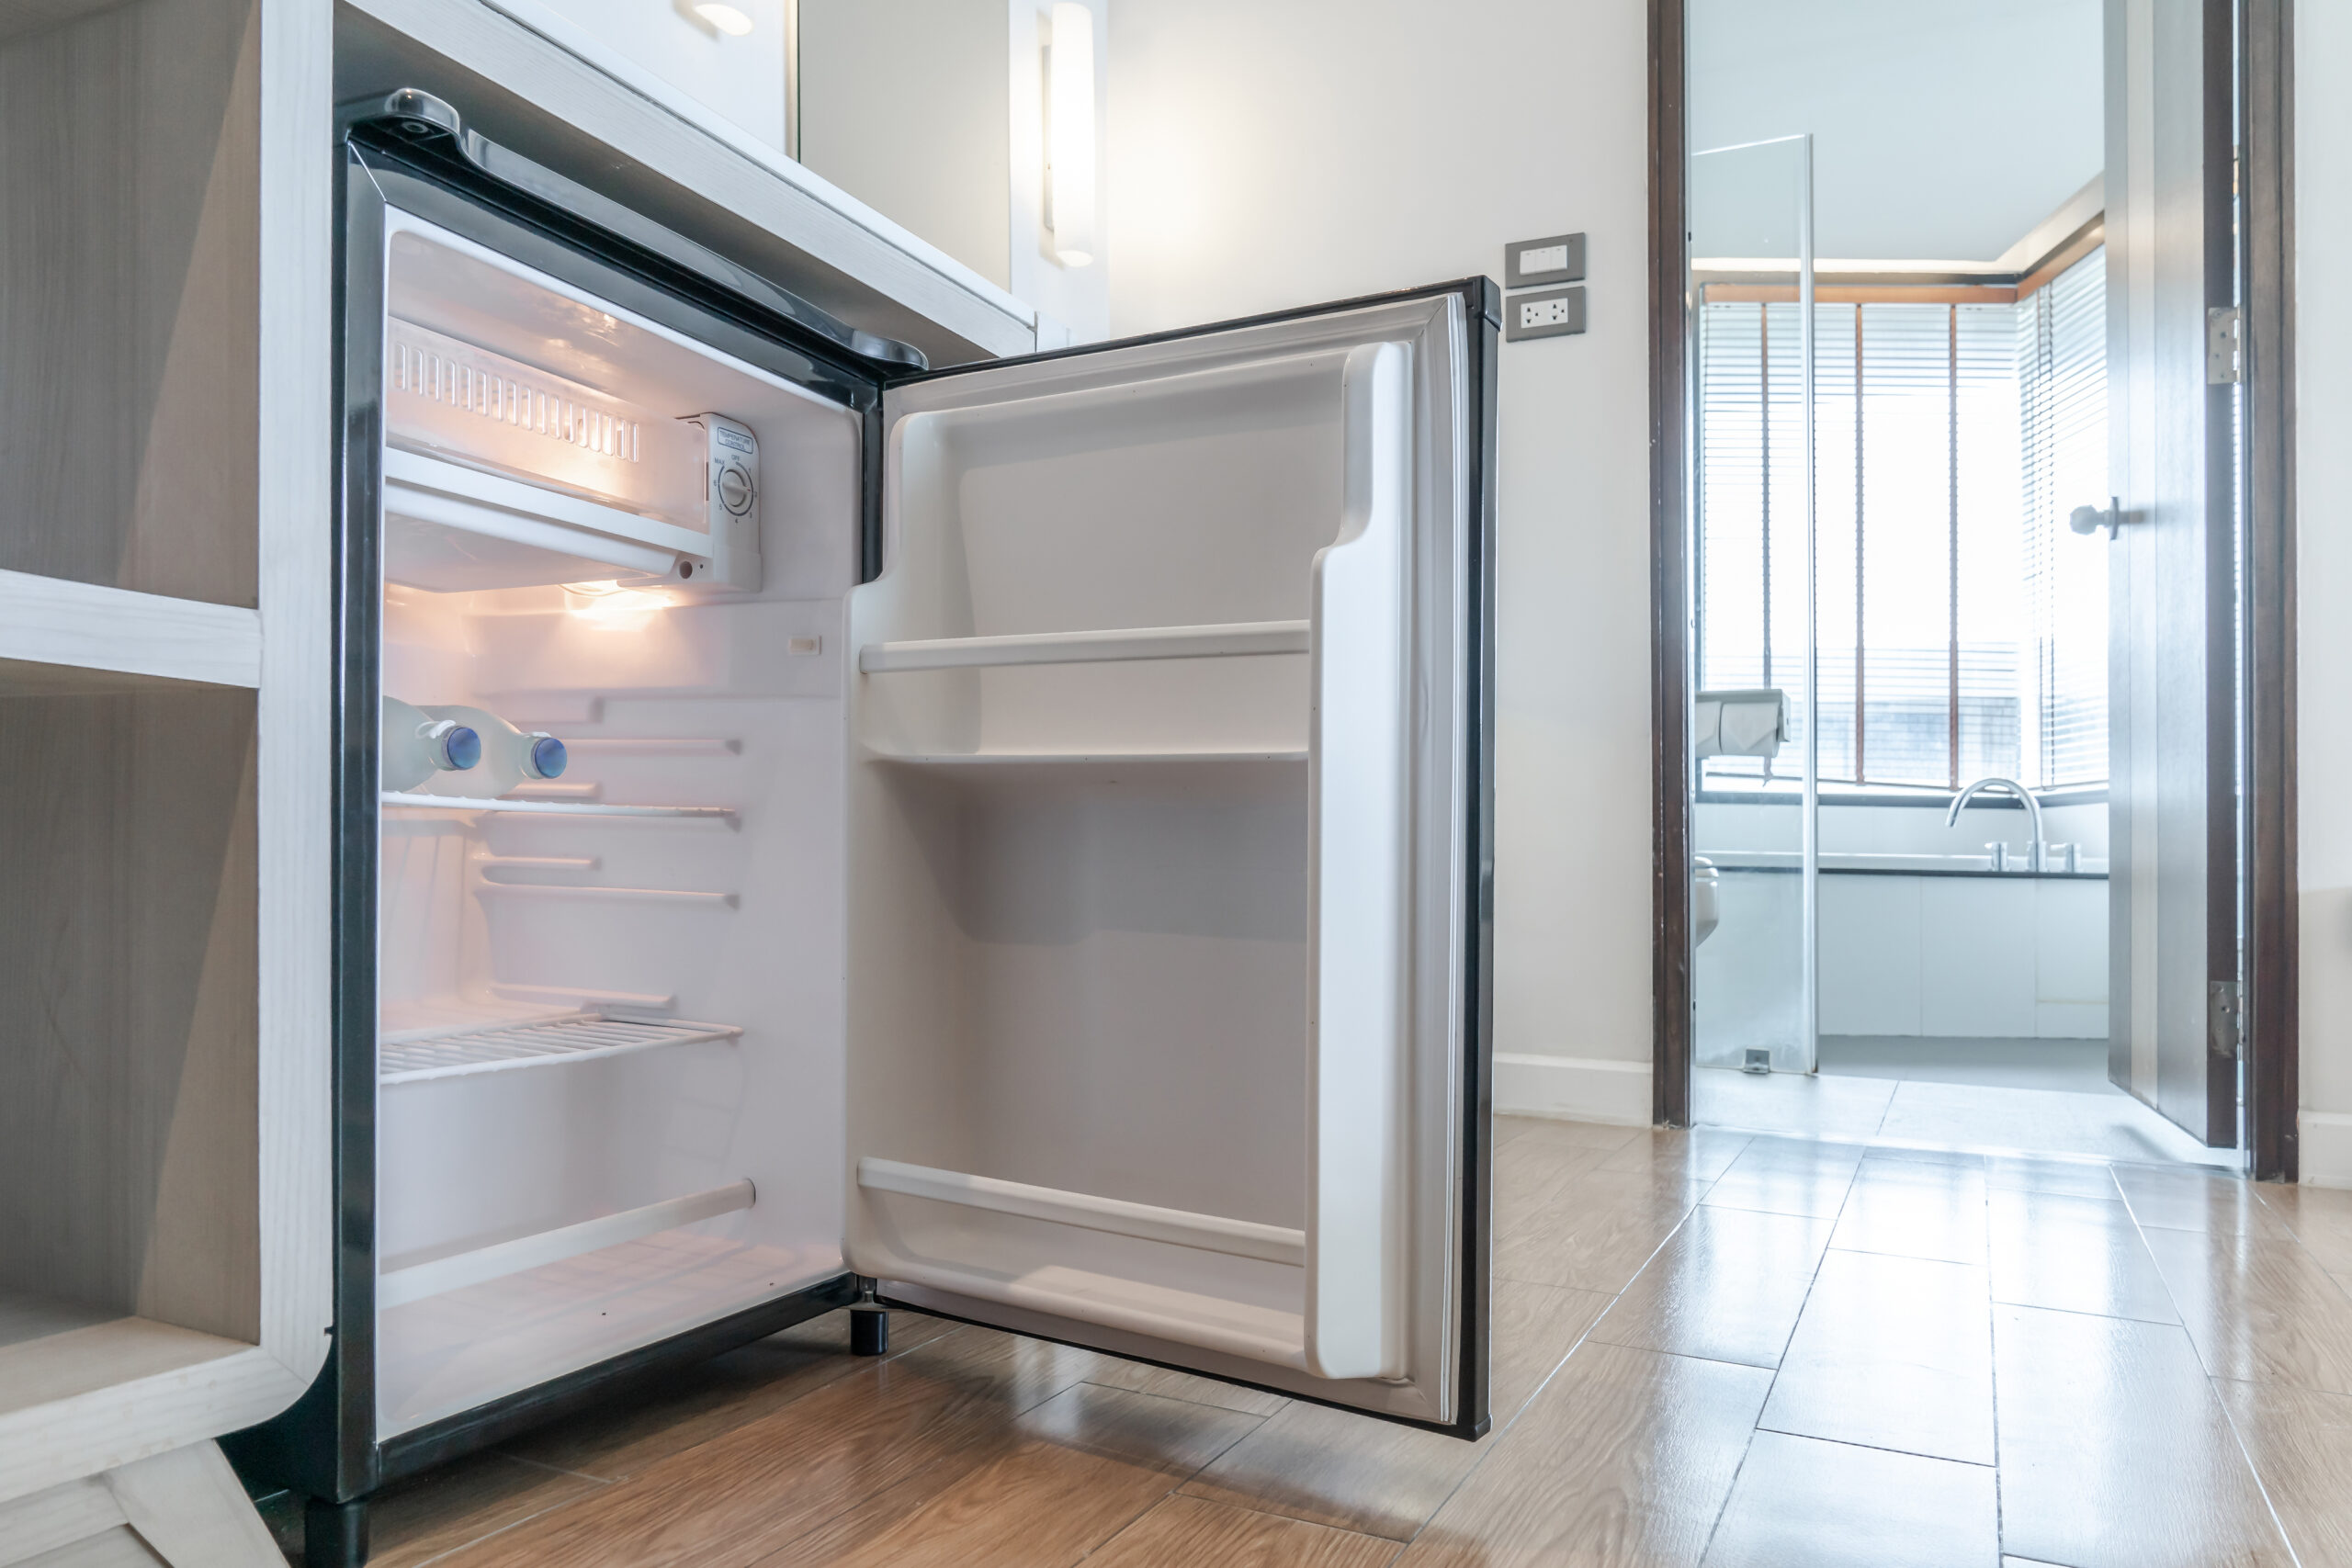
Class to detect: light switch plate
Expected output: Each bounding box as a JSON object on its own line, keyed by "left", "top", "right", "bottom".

{"left": 1506, "top": 286, "right": 1586, "bottom": 342}
{"left": 1505, "top": 232, "right": 1586, "bottom": 288}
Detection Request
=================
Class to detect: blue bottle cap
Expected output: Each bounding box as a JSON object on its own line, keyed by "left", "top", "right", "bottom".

{"left": 441, "top": 727, "right": 481, "bottom": 772}
{"left": 530, "top": 735, "right": 569, "bottom": 779}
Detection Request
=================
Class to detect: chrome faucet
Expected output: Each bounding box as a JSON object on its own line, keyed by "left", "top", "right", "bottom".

{"left": 1946, "top": 777, "right": 2045, "bottom": 872}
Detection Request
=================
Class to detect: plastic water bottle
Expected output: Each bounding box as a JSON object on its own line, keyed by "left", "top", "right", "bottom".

{"left": 382, "top": 696, "right": 481, "bottom": 792}
{"left": 419, "top": 705, "right": 568, "bottom": 797}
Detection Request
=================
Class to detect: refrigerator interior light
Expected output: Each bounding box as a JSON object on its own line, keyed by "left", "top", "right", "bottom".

{"left": 563, "top": 579, "right": 673, "bottom": 628}
{"left": 693, "top": 1, "right": 754, "bottom": 36}
{"left": 1046, "top": 3, "right": 1096, "bottom": 267}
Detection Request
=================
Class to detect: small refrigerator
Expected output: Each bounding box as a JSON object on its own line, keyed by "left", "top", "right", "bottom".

{"left": 232, "top": 88, "right": 1497, "bottom": 1559}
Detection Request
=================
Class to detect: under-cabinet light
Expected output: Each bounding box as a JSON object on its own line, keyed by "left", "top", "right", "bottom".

{"left": 694, "top": 1, "right": 754, "bottom": 36}
{"left": 1046, "top": 3, "right": 1096, "bottom": 267}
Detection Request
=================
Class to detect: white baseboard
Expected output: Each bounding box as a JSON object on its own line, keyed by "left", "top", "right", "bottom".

{"left": 2301, "top": 1111, "right": 2352, "bottom": 1188}
{"left": 1494, "top": 1053, "right": 1653, "bottom": 1127}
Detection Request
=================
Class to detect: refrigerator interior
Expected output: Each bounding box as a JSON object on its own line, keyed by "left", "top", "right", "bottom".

{"left": 370, "top": 214, "right": 856, "bottom": 1438}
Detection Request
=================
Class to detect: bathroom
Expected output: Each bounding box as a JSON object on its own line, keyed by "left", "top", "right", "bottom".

{"left": 1679, "top": 0, "right": 2233, "bottom": 1163}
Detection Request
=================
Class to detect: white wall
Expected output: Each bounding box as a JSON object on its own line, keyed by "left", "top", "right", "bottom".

{"left": 1109, "top": 0, "right": 1656, "bottom": 1125}
{"left": 2297, "top": 2, "right": 2352, "bottom": 1184}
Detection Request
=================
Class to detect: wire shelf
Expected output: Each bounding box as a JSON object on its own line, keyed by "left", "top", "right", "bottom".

{"left": 380, "top": 1014, "right": 741, "bottom": 1085}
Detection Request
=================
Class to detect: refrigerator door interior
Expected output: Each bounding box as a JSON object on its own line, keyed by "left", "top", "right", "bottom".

{"left": 846, "top": 287, "right": 1491, "bottom": 1431}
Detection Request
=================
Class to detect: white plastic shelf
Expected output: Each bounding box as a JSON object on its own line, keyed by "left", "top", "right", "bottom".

{"left": 382, "top": 791, "right": 735, "bottom": 822}
{"left": 866, "top": 748, "right": 1307, "bottom": 767}
{"left": 857, "top": 619, "right": 1310, "bottom": 674}
{"left": 379, "top": 1014, "right": 741, "bottom": 1085}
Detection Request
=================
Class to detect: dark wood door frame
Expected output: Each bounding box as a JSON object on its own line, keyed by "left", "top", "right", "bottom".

{"left": 1645, "top": 0, "right": 2299, "bottom": 1179}
{"left": 1647, "top": 0, "right": 1691, "bottom": 1129}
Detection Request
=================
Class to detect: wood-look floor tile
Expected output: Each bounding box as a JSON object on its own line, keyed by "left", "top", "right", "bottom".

{"left": 437, "top": 1329, "right": 1099, "bottom": 1568}
{"left": 1758, "top": 1249, "right": 1993, "bottom": 1463}
{"left": 1830, "top": 1162, "right": 1988, "bottom": 1265}
{"left": 1494, "top": 1115, "right": 1644, "bottom": 1154}
{"left": 1985, "top": 1154, "right": 2122, "bottom": 1200}
{"left": 1988, "top": 1190, "right": 2177, "bottom": 1325}
{"left": 1590, "top": 1205, "right": 1834, "bottom": 1369}
{"left": 1494, "top": 1134, "right": 1614, "bottom": 1213}
{"left": 1703, "top": 1139, "right": 1865, "bottom": 1220}
{"left": 2254, "top": 1181, "right": 2352, "bottom": 1273}
{"left": 2139, "top": 1224, "right": 2352, "bottom": 1393}
{"left": 1087, "top": 1496, "right": 1398, "bottom": 1568}
{"left": 1495, "top": 1166, "right": 1706, "bottom": 1293}
{"left": 2216, "top": 1375, "right": 2352, "bottom": 1568}
{"left": 1597, "top": 1126, "right": 1755, "bottom": 1182}
{"left": 1992, "top": 1303, "right": 2292, "bottom": 1568}
{"left": 1177, "top": 1279, "right": 1604, "bottom": 1539}
{"left": 1698, "top": 1430, "right": 1996, "bottom": 1568}
{"left": 501, "top": 1310, "right": 961, "bottom": 1481}
{"left": 1082, "top": 1358, "right": 1287, "bottom": 1417}
{"left": 357, "top": 1451, "right": 606, "bottom": 1568}
{"left": 2111, "top": 1166, "right": 2287, "bottom": 1236}
{"left": 757, "top": 1383, "right": 1261, "bottom": 1568}
{"left": 1395, "top": 1340, "right": 1774, "bottom": 1567}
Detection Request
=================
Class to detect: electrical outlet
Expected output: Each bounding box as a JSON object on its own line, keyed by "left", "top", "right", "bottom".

{"left": 1505, "top": 286, "right": 1585, "bottom": 342}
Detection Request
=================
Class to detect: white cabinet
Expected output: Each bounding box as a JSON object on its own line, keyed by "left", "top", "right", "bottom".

{"left": 0, "top": 0, "right": 333, "bottom": 1554}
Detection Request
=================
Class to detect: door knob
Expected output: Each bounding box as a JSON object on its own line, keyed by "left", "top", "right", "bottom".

{"left": 2069, "top": 496, "right": 2125, "bottom": 539}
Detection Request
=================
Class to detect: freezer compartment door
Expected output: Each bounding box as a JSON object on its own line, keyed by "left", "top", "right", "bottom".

{"left": 843, "top": 284, "right": 1493, "bottom": 1432}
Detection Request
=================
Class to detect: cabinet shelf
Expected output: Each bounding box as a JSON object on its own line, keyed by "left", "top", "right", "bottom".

{"left": 858, "top": 619, "right": 1309, "bottom": 674}
{"left": 382, "top": 791, "right": 736, "bottom": 822}
{"left": 379, "top": 1014, "right": 741, "bottom": 1085}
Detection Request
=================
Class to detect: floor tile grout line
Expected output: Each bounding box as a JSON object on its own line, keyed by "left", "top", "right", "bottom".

{"left": 2209, "top": 1370, "right": 2310, "bottom": 1568}
{"left": 1691, "top": 1168, "right": 1853, "bottom": 1565}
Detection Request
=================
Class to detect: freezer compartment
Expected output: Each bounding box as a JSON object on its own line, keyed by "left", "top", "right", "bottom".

{"left": 379, "top": 213, "right": 805, "bottom": 595}
{"left": 387, "top": 318, "right": 708, "bottom": 530}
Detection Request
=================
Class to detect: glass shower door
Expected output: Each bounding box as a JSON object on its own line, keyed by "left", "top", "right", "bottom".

{"left": 1690, "top": 134, "right": 1819, "bottom": 1078}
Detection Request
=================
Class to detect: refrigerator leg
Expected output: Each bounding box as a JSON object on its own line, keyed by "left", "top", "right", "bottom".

{"left": 851, "top": 1306, "right": 889, "bottom": 1357}
{"left": 304, "top": 1495, "right": 370, "bottom": 1568}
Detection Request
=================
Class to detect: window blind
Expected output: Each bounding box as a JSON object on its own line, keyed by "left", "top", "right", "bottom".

{"left": 1694, "top": 247, "right": 2109, "bottom": 793}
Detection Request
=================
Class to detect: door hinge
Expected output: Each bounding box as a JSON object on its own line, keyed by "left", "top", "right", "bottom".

{"left": 2209, "top": 979, "right": 2243, "bottom": 1060}
{"left": 2208, "top": 307, "right": 2243, "bottom": 385}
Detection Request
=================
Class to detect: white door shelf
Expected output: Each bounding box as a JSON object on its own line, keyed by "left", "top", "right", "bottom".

{"left": 857, "top": 619, "right": 1311, "bottom": 674}
{"left": 382, "top": 791, "right": 737, "bottom": 823}
{"left": 376, "top": 1179, "right": 756, "bottom": 1308}
{"left": 473, "top": 883, "right": 740, "bottom": 908}
{"left": 857, "top": 1157, "right": 1306, "bottom": 1267}
{"left": 379, "top": 1014, "right": 741, "bottom": 1084}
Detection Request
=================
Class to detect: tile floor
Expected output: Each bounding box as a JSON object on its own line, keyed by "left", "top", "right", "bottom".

{"left": 1695, "top": 1061, "right": 2236, "bottom": 1167}
{"left": 279, "top": 1117, "right": 2352, "bottom": 1567}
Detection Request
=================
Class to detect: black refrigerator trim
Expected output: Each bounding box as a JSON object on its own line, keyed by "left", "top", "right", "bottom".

{"left": 338, "top": 89, "right": 927, "bottom": 375}
{"left": 231, "top": 87, "right": 1498, "bottom": 1511}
